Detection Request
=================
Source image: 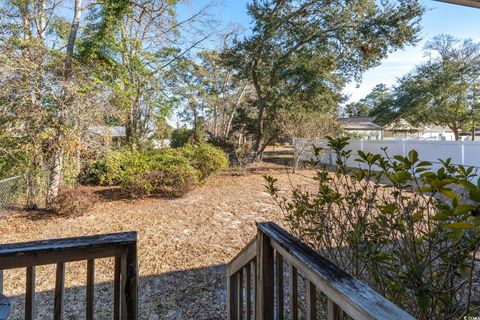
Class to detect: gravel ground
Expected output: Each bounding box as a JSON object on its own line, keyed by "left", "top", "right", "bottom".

{"left": 0, "top": 167, "right": 315, "bottom": 319}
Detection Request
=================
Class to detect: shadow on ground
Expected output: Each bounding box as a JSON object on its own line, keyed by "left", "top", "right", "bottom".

{"left": 261, "top": 147, "right": 294, "bottom": 167}
{"left": 91, "top": 186, "right": 160, "bottom": 202}
{"left": 5, "top": 264, "right": 226, "bottom": 320}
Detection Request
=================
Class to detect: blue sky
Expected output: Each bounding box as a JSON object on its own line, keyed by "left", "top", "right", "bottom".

{"left": 178, "top": 0, "right": 480, "bottom": 103}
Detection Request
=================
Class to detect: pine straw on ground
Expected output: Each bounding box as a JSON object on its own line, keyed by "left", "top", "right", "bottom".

{"left": 0, "top": 168, "right": 316, "bottom": 319}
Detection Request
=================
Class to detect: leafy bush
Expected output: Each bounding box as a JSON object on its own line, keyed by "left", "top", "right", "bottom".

{"left": 80, "top": 143, "right": 227, "bottom": 198}
{"left": 171, "top": 128, "right": 194, "bottom": 148}
{"left": 78, "top": 160, "right": 108, "bottom": 185}
{"left": 266, "top": 137, "right": 480, "bottom": 319}
{"left": 50, "top": 186, "right": 99, "bottom": 217}
{"left": 207, "top": 136, "right": 236, "bottom": 153}
{"left": 122, "top": 150, "right": 200, "bottom": 198}
{"left": 93, "top": 149, "right": 151, "bottom": 186}
{"left": 179, "top": 143, "right": 228, "bottom": 180}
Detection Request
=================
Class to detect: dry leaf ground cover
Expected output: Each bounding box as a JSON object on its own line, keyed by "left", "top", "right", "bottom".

{"left": 0, "top": 163, "right": 316, "bottom": 319}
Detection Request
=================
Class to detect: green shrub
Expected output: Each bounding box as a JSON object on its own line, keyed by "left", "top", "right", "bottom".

{"left": 78, "top": 160, "right": 108, "bottom": 185}
{"left": 171, "top": 128, "right": 194, "bottom": 148}
{"left": 100, "top": 149, "right": 151, "bottom": 185}
{"left": 123, "top": 164, "right": 199, "bottom": 198}
{"left": 122, "top": 151, "right": 200, "bottom": 198}
{"left": 50, "top": 186, "right": 99, "bottom": 217}
{"left": 80, "top": 143, "right": 227, "bottom": 198}
{"left": 266, "top": 136, "right": 480, "bottom": 319}
{"left": 176, "top": 143, "right": 228, "bottom": 180}
{"left": 100, "top": 148, "right": 202, "bottom": 198}
{"left": 207, "top": 136, "right": 236, "bottom": 153}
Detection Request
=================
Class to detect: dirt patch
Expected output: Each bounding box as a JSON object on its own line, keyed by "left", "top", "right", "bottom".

{"left": 0, "top": 169, "right": 315, "bottom": 319}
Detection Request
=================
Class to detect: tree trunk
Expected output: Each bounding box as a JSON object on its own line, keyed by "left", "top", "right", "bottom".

{"left": 251, "top": 61, "right": 266, "bottom": 161}
{"left": 26, "top": 153, "right": 41, "bottom": 208}
{"left": 253, "top": 104, "right": 266, "bottom": 161}
{"left": 45, "top": 147, "right": 63, "bottom": 207}
{"left": 472, "top": 120, "right": 475, "bottom": 141}
{"left": 258, "top": 136, "right": 274, "bottom": 162}
{"left": 293, "top": 141, "right": 310, "bottom": 173}
{"left": 213, "top": 104, "right": 218, "bottom": 137}
{"left": 65, "top": 0, "right": 82, "bottom": 75}
{"left": 224, "top": 84, "right": 246, "bottom": 139}
{"left": 451, "top": 126, "right": 460, "bottom": 141}
{"left": 36, "top": 0, "right": 47, "bottom": 40}
{"left": 127, "top": 95, "right": 140, "bottom": 145}
{"left": 18, "top": 2, "right": 31, "bottom": 41}
{"left": 45, "top": 0, "right": 82, "bottom": 206}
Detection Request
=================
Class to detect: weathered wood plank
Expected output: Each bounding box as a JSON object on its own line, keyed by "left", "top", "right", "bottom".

{"left": 255, "top": 229, "right": 274, "bottom": 320}
{"left": 228, "top": 238, "right": 257, "bottom": 276}
{"left": 328, "top": 298, "right": 342, "bottom": 320}
{"left": 306, "top": 280, "right": 316, "bottom": 320}
{"left": 0, "top": 232, "right": 138, "bottom": 319}
{"left": 0, "top": 232, "right": 136, "bottom": 269}
{"left": 245, "top": 263, "right": 252, "bottom": 320}
{"left": 86, "top": 259, "right": 95, "bottom": 320}
{"left": 252, "top": 260, "right": 256, "bottom": 319}
{"left": 121, "top": 243, "right": 138, "bottom": 320}
{"left": 237, "top": 270, "right": 244, "bottom": 319}
{"left": 227, "top": 272, "right": 238, "bottom": 320}
{"left": 114, "top": 256, "right": 121, "bottom": 320}
{"left": 257, "top": 222, "right": 415, "bottom": 320}
{"left": 275, "top": 253, "right": 284, "bottom": 320}
{"left": 0, "top": 294, "right": 10, "bottom": 320}
{"left": 25, "top": 266, "right": 35, "bottom": 320}
{"left": 289, "top": 264, "right": 298, "bottom": 320}
{"left": 54, "top": 263, "right": 65, "bottom": 320}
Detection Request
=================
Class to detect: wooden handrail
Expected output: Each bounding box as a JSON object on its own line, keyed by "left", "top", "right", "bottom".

{"left": 227, "top": 237, "right": 258, "bottom": 320}
{"left": 0, "top": 294, "right": 9, "bottom": 320}
{"left": 227, "top": 237, "right": 257, "bottom": 276}
{"left": 227, "top": 222, "right": 415, "bottom": 320}
{"left": 0, "top": 232, "right": 138, "bottom": 320}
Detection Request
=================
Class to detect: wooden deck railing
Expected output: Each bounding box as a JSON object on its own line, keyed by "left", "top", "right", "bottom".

{"left": 227, "top": 222, "right": 415, "bottom": 320}
{"left": 0, "top": 232, "right": 138, "bottom": 320}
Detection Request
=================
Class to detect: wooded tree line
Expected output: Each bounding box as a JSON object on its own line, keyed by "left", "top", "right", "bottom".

{"left": 0, "top": 0, "right": 424, "bottom": 206}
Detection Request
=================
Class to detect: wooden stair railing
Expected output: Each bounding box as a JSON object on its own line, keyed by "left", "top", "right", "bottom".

{"left": 0, "top": 232, "right": 138, "bottom": 320}
{"left": 227, "top": 222, "right": 415, "bottom": 320}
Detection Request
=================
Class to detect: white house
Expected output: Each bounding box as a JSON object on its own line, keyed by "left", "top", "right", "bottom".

{"left": 383, "top": 119, "right": 457, "bottom": 141}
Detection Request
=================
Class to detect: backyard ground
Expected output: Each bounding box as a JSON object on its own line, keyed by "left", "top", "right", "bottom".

{"left": 0, "top": 149, "right": 316, "bottom": 319}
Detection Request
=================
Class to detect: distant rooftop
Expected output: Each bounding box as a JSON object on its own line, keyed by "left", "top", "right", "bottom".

{"left": 437, "top": 0, "right": 480, "bottom": 8}
{"left": 88, "top": 126, "right": 126, "bottom": 137}
{"left": 384, "top": 119, "right": 454, "bottom": 132}
{"left": 337, "top": 117, "right": 383, "bottom": 131}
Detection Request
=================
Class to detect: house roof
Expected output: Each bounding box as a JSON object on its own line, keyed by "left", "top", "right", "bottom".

{"left": 88, "top": 126, "right": 126, "bottom": 137}
{"left": 384, "top": 119, "right": 422, "bottom": 131}
{"left": 384, "top": 119, "right": 454, "bottom": 133}
{"left": 337, "top": 117, "right": 383, "bottom": 131}
{"left": 437, "top": 0, "right": 480, "bottom": 8}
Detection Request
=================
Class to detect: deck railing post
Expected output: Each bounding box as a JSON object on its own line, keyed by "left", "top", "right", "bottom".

{"left": 328, "top": 298, "right": 342, "bottom": 320}
{"left": 227, "top": 267, "right": 238, "bottom": 320}
{"left": 229, "top": 223, "right": 415, "bottom": 320}
{"left": 255, "top": 228, "right": 274, "bottom": 320}
{"left": 121, "top": 242, "right": 138, "bottom": 320}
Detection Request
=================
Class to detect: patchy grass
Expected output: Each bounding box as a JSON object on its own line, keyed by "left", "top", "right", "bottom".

{"left": 0, "top": 168, "right": 315, "bottom": 319}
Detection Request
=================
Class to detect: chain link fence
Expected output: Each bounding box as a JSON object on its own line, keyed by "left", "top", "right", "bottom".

{"left": 0, "top": 175, "right": 25, "bottom": 211}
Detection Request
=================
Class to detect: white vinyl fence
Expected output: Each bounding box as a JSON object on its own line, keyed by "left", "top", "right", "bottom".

{"left": 294, "top": 138, "right": 480, "bottom": 172}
